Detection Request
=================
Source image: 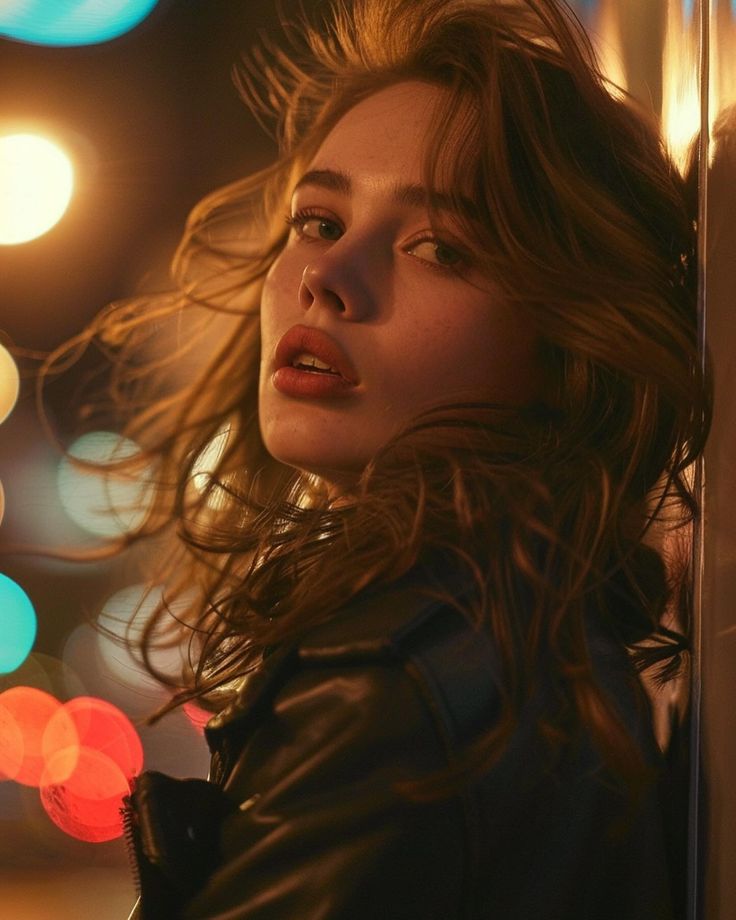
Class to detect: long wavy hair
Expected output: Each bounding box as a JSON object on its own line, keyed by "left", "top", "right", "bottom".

{"left": 40, "top": 0, "right": 710, "bottom": 792}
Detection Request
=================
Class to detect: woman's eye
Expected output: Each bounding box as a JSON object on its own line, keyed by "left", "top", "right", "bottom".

{"left": 407, "top": 238, "right": 463, "bottom": 269}
{"left": 287, "top": 212, "right": 343, "bottom": 242}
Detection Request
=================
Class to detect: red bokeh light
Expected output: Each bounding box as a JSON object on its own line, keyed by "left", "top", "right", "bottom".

{"left": 0, "top": 688, "right": 144, "bottom": 842}
{"left": 40, "top": 747, "right": 131, "bottom": 843}
{"left": 183, "top": 700, "right": 212, "bottom": 735}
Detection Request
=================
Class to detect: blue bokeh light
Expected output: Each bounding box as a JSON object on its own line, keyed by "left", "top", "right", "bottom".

{"left": 0, "top": 0, "right": 160, "bottom": 47}
{"left": 0, "top": 573, "right": 37, "bottom": 674}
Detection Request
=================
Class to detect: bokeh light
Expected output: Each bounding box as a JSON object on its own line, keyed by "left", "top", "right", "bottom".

{"left": 0, "top": 574, "right": 37, "bottom": 674}
{"left": 0, "top": 698, "right": 25, "bottom": 781}
{"left": 0, "top": 0, "right": 161, "bottom": 47}
{"left": 0, "top": 687, "right": 74, "bottom": 786}
{"left": 62, "top": 622, "right": 158, "bottom": 718}
{"left": 42, "top": 696, "right": 143, "bottom": 784}
{"left": 57, "top": 431, "right": 153, "bottom": 537}
{"left": 96, "top": 583, "right": 192, "bottom": 692}
{"left": 0, "top": 134, "right": 73, "bottom": 245}
{"left": 0, "top": 344, "right": 20, "bottom": 424}
{"left": 0, "top": 651, "right": 86, "bottom": 701}
{"left": 61, "top": 623, "right": 211, "bottom": 779}
{"left": 0, "top": 684, "right": 142, "bottom": 841}
{"left": 40, "top": 747, "right": 130, "bottom": 843}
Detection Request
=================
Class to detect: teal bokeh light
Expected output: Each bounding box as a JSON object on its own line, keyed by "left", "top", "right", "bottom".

{"left": 0, "top": 574, "right": 37, "bottom": 674}
{"left": 0, "top": 1, "right": 160, "bottom": 47}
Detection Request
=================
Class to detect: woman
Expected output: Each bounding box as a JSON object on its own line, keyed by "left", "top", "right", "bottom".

{"left": 55, "top": 0, "right": 708, "bottom": 916}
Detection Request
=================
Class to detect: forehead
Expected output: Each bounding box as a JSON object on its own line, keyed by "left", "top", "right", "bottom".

{"left": 309, "top": 81, "right": 449, "bottom": 179}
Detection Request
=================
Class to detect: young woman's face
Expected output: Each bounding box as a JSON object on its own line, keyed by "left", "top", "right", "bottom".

{"left": 259, "top": 80, "right": 540, "bottom": 493}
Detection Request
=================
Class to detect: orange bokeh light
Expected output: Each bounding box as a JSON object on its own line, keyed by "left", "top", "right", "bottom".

{"left": 42, "top": 695, "right": 143, "bottom": 783}
{"left": 0, "top": 686, "right": 75, "bottom": 786}
{"left": 0, "top": 698, "right": 25, "bottom": 780}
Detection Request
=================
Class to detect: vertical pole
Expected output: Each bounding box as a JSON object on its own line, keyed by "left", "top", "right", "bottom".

{"left": 687, "top": 0, "right": 710, "bottom": 916}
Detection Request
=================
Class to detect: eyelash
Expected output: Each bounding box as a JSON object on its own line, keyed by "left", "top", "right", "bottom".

{"left": 403, "top": 234, "right": 466, "bottom": 274}
{"left": 285, "top": 208, "right": 467, "bottom": 274}
{"left": 285, "top": 208, "right": 341, "bottom": 239}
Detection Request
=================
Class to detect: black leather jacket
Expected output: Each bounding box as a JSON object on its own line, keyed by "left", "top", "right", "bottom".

{"left": 123, "top": 575, "right": 679, "bottom": 919}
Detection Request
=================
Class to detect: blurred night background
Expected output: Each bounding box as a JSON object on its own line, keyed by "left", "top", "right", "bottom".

{"left": 0, "top": 1, "right": 733, "bottom": 918}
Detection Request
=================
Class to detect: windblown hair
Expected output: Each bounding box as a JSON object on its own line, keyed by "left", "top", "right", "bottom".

{"left": 43, "top": 0, "right": 710, "bottom": 791}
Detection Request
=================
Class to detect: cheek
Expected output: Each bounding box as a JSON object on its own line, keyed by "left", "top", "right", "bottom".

{"left": 260, "top": 254, "right": 297, "bottom": 346}
{"left": 261, "top": 257, "right": 286, "bottom": 320}
{"left": 395, "top": 305, "right": 540, "bottom": 408}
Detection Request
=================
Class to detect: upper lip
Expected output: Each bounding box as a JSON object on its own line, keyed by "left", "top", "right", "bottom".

{"left": 274, "top": 324, "right": 360, "bottom": 384}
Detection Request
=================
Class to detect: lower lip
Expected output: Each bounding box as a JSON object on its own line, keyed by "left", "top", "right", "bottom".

{"left": 273, "top": 366, "right": 358, "bottom": 399}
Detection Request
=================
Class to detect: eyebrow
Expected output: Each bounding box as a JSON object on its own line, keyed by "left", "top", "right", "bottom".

{"left": 292, "top": 168, "right": 477, "bottom": 219}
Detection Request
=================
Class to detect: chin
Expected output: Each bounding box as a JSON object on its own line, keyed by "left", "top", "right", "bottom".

{"left": 262, "top": 434, "right": 365, "bottom": 484}
{"left": 259, "top": 413, "right": 373, "bottom": 480}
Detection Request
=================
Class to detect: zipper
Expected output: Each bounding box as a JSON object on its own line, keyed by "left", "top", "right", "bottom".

{"left": 121, "top": 791, "right": 142, "bottom": 897}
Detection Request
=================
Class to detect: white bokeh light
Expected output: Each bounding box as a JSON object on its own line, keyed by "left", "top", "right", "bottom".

{"left": 96, "top": 583, "right": 195, "bottom": 693}
{"left": 0, "top": 134, "right": 73, "bottom": 245}
{"left": 57, "top": 431, "right": 153, "bottom": 538}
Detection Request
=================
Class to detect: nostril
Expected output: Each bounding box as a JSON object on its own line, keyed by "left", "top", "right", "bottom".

{"left": 298, "top": 275, "right": 315, "bottom": 310}
{"left": 299, "top": 272, "right": 345, "bottom": 313}
{"left": 299, "top": 260, "right": 355, "bottom": 315}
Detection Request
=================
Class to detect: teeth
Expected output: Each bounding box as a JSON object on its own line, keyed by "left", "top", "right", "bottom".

{"left": 292, "top": 352, "right": 338, "bottom": 373}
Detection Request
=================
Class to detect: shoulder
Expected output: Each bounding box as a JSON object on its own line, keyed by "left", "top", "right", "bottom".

{"left": 191, "top": 577, "right": 483, "bottom": 919}
{"left": 205, "top": 572, "right": 502, "bottom": 775}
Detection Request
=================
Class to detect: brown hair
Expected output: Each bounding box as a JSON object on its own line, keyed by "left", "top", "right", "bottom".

{"left": 39, "top": 0, "right": 710, "bottom": 791}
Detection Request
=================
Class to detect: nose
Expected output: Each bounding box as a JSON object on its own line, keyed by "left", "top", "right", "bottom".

{"left": 297, "top": 245, "right": 375, "bottom": 321}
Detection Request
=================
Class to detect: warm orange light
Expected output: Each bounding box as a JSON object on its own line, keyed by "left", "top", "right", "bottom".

{"left": 0, "top": 344, "right": 20, "bottom": 425}
{"left": 592, "top": 0, "right": 628, "bottom": 96}
{"left": 0, "top": 698, "right": 24, "bottom": 780}
{"left": 662, "top": 0, "right": 701, "bottom": 172}
{"left": 0, "top": 686, "right": 73, "bottom": 786}
{"left": 42, "top": 695, "right": 143, "bottom": 783}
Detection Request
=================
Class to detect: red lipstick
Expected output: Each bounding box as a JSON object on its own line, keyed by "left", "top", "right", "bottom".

{"left": 273, "top": 324, "right": 359, "bottom": 399}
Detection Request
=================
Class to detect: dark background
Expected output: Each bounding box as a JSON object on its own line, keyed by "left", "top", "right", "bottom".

{"left": 0, "top": 0, "right": 326, "bottom": 889}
